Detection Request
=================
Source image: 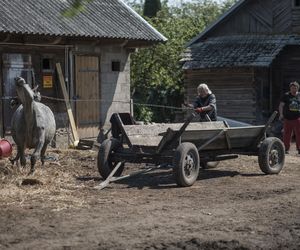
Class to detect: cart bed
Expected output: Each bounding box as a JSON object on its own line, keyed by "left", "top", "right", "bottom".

{"left": 122, "top": 121, "right": 227, "bottom": 147}
{"left": 123, "top": 121, "right": 264, "bottom": 151}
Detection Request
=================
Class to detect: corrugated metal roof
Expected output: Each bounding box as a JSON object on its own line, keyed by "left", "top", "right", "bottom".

{"left": 182, "top": 35, "right": 300, "bottom": 69}
{"left": 0, "top": 0, "right": 167, "bottom": 42}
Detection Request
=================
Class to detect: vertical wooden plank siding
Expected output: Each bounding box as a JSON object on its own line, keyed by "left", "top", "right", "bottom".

{"left": 272, "top": 45, "right": 300, "bottom": 110}
{"left": 184, "top": 68, "right": 257, "bottom": 123}
{"left": 209, "top": 0, "right": 293, "bottom": 36}
{"left": 292, "top": 7, "right": 300, "bottom": 32}
{"left": 75, "top": 55, "right": 100, "bottom": 138}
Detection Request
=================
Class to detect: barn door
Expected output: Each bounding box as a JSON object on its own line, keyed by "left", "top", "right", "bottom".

{"left": 2, "top": 54, "right": 32, "bottom": 134}
{"left": 75, "top": 55, "right": 100, "bottom": 138}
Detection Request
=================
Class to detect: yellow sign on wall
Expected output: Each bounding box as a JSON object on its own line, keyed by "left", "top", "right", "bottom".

{"left": 43, "top": 75, "right": 53, "bottom": 88}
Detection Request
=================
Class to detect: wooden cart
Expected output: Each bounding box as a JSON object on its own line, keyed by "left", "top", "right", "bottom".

{"left": 97, "top": 112, "right": 285, "bottom": 189}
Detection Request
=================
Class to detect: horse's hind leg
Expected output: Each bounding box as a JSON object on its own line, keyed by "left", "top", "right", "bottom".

{"left": 9, "top": 145, "right": 24, "bottom": 167}
{"left": 30, "top": 151, "right": 40, "bottom": 175}
{"left": 40, "top": 143, "right": 48, "bottom": 166}
{"left": 29, "top": 131, "right": 45, "bottom": 175}
{"left": 20, "top": 148, "right": 26, "bottom": 167}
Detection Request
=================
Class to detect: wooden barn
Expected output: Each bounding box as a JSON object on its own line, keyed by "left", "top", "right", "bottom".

{"left": 181, "top": 0, "right": 300, "bottom": 124}
{"left": 0, "top": 0, "right": 166, "bottom": 140}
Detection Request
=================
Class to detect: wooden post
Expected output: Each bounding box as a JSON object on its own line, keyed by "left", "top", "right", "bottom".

{"left": 56, "top": 63, "right": 79, "bottom": 147}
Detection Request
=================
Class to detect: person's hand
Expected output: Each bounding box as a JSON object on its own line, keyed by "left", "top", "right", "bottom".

{"left": 279, "top": 114, "right": 284, "bottom": 121}
{"left": 195, "top": 107, "right": 204, "bottom": 113}
{"left": 183, "top": 101, "right": 191, "bottom": 107}
{"left": 183, "top": 102, "right": 193, "bottom": 108}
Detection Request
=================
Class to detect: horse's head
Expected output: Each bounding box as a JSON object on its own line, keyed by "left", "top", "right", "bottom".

{"left": 15, "top": 77, "right": 35, "bottom": 105}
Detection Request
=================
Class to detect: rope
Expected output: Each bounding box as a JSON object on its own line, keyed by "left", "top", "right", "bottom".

{"left": 2, "top": 95, "right": 189, "bottom": 111}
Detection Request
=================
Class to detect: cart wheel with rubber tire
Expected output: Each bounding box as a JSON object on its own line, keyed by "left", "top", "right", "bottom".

{"left": 258, "top": 137, "right": 285, "bottom": 174}
{"left": 97, "top": 138, "right": 125, "bottom": 179}
{"left": 173, "top": 142, "right": 200, "bottom": 187}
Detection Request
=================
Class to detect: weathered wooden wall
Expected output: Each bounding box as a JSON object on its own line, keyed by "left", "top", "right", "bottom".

{"left": 0, "top": 45, "right": 66, "bottom": 135}
{"left": 209, "top": 0, "right": 295, "bottom": 36}
{"left": 253, "top": 67, "right": 270, "bottom": 121}
{"left": 271, "top": 45, "right": 300, "bottom": 110}
{"left": 184, "top": 45, "right": 300, "bottom": 125}
{"left": 292, "top": 3, "right": 300, "bottom": 32}
{"left": 184, "top": 68, "right": 258, "bottom": 124}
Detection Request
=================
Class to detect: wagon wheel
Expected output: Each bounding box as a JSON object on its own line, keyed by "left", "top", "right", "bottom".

{"left": 200, "top": 161, "right": 219, "bottom": 169}
{"left": 258, "top": 137, "right": 285, "bottom": 174}
{"left": 97, "top": 138, "right": 125, "bottom": 179}
{"left": 173, "top": 142, "right": 200, "bottom": 187}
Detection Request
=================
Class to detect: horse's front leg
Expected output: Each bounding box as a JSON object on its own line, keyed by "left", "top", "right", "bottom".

{"left": 29, "top": 129, "right": 45, "bottom": 175}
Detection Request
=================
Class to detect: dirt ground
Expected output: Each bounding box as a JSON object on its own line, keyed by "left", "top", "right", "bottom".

{"left": 0, "top": 144, "right": 299, "bottom": 250}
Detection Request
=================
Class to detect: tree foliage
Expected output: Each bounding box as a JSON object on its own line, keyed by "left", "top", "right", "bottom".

{"left": 128, "top": 0, "right": 237, "bottom": 123}
{"left": 63, "top": 0, "right": 237, "bottom": 122}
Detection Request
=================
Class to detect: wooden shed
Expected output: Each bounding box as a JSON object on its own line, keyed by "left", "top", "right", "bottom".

{"left": 182, "top": 0, "right": 300, "bottom": 124}
{"left": 0, "top": 0, "right": 166, "bottom": 140}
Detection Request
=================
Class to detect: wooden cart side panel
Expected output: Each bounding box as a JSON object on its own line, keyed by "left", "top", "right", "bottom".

{"left": 121, "top": 122, "right": 264, "bottom": 149}
{"left": 122, "top": 122, "right": 227, "bottom": 147}
{"left": 181, "top": 126, "right": 264, "bottom": 150}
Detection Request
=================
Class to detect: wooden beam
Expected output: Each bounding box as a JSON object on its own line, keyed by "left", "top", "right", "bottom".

{"left": 56, "top": 63, "right": 80, "bottom": 147}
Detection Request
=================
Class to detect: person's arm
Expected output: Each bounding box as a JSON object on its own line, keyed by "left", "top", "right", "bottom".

{"left": 194, "top": 95, "right": 216, "bottom": 113}
{"left": 202, "top": 94, "right": 216, "bottom": 112}
{"left": 279, "top": 102, "right": 285, "bottom": 120}
{"left": 183, "top": 99, "right": 196, "bottom": 108}
{"left": 201, "top": 105, "right": 213, "bottom": 112}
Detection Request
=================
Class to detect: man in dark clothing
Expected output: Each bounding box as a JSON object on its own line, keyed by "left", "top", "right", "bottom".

{"left": 186, "top": 83, "right": 217, "bottom": 121}
{"left": 279, "top": 81, "right": 300, "bottom": 154}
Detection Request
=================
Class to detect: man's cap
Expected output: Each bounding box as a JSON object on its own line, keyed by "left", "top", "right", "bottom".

{"left": 289, "top": 81, "right": 299, "bottom": 88}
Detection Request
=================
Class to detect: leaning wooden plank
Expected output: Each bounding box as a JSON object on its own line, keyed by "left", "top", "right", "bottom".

{"left": 56, "top": 63, "right": 79, "bottom": 147}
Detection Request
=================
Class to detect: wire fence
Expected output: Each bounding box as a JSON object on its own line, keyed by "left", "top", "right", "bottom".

{"left": 2, "top": 95, "right": 190, "bottom": 112}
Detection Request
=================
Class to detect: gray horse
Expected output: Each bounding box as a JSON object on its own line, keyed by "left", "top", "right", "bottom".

{"left": 10, "top": 77, "right": 56, "bottom": 174}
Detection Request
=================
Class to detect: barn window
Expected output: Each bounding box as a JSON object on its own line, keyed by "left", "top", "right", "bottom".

{"left": 42, "top": 58, "right": 52, "bottom": 70}
{"left": 111, "top": 61, "right": 121, "bottom": 72}
{"left": 294, "top": 0, "right": 300, "bottom": 7}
